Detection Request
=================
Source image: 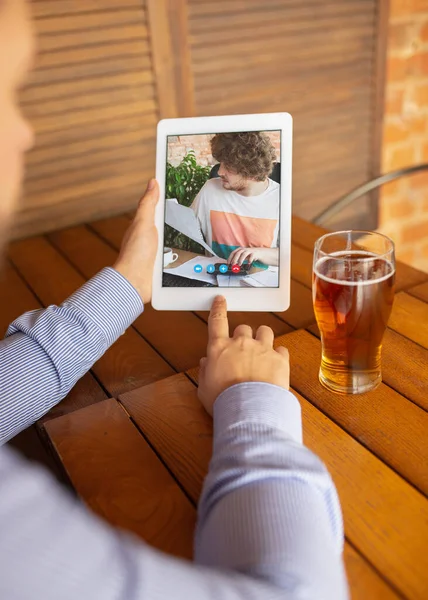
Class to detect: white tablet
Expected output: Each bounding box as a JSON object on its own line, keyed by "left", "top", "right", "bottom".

{"left": 152, "top": 112, "right": 292, "bottom": 312}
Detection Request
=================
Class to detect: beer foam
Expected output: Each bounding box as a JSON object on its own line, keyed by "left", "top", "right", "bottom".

{"left": 314, "top": 251, "right": 395, "bottom": 286}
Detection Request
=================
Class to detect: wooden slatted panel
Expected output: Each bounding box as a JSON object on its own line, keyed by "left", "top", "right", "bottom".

{"left": 119, "top": 372, "right": 420, "bottom": 600}
{"left": 14, "top": 1, "right": 159, "bottom": 239}
{"left": 187, "top": 0, "right": 379, "bottom": 228}
{"left": 44, "top": 398, "right": 195, "bottom": 558}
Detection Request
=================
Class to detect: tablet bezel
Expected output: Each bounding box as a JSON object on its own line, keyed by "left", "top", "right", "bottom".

{"left": 152, "top": 112, "right": 292, "bottom": 312}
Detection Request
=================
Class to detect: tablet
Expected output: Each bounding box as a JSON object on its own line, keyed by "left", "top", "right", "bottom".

{"left": 152, "top": 112, "right": 292, "bottom": 312}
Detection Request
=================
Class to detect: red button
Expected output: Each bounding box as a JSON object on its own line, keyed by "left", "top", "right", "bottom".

{"left": 231, "top": 264, "right": 240, "bottom": 273}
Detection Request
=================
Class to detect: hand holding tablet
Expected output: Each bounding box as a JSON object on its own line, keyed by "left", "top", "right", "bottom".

{"left": 152, "top": 112, "right": 292, "bottom": 311}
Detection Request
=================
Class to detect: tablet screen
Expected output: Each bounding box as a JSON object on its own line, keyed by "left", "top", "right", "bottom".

{"left": 162, "top": 131, "right": 281, "bottom": 289}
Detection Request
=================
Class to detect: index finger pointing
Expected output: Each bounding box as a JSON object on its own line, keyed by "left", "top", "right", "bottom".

{"left": 208, "top": 296, "right": 229, "bottom": 342}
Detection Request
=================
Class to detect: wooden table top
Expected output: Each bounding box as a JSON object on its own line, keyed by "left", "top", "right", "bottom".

{"left": 2, "top": 215, "right": 428, "bottom": 600}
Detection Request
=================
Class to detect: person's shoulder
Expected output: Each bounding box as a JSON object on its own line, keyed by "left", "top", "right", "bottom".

{"left": 204, "top": 177, "right": 222, "bottom": 190}
{"left": 198, "top": 177, "right": 222, "bottom": 199}
{"left": 268, "top": 178, "right": 280, "bottom": 191}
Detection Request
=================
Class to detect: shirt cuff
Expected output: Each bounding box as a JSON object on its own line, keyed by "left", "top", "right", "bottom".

{"left": 213, "top": 382, "right": 302, "bottom": 444}
{"left": 63, "top": 267, "right": 144, "bottom": 347}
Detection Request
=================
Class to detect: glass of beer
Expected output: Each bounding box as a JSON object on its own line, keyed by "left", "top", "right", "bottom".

{"left": 313, "top": 231, "right": 395, "bottom": 394}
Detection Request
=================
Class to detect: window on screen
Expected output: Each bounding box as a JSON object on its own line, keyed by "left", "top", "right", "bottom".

{"left": 163, "top": 131, "right": 281, "bottom": 289}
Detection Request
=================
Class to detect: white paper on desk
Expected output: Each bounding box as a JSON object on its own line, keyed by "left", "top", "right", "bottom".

{"left": 216, "top": 274, "right": 249, "bottom": 287}
{"left": 165, "top": 199, "right": 218, "bottom": 257}
{"left": 241, "top": 267, "right": 279, "bottom": 287}
{"left": 165, "top": 256, "right": 224, "bottom": 284}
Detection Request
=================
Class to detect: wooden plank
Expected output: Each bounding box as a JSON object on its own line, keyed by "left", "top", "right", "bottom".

{"left": 120, "top": 372, "right": 417, "bottom": 599}
{"left": 192, "top": 42, "right": 372, "bottom": 77}
{"left": 382, "top": 328, "right": 428, "bottom": 412}
{"left": 190, "top": 1, "right": 372, "bottom": 30}
{"left": 32, "top": 1, "right": 142, "bottom": 19}
{"left": 8, "top": 236, "right": 174, "bottom": 396}
{"left": 23, "top": 83, "right": 155, "bottom": 120}
{"left": 369, "top": 0, "right": 389, "bottom": 229}
{"left": 0, "top": 258, "right": 107, "bottom": 420}
{"left": 120, "top": 374, "right": 211, "bottom": 502}
{"left": 389, "top": 293, "right": 428, "bottom": 349}
{"left": 291, "top": 244, "right": 313, "bottom": 289}
{"left": 189, "top": 0, "right": 374, "bottom": 20}
{"left": 22, "top": 168, "right": 153, "bottom": 211}
{"left": 12, "top": 181, "right": 149, "bottom": 241}
{"left": 343, "top": 545, "right": 400, "bottom": 600}
{"left": 27, "top": 53, "right": 153, "bottom": 88}
{"left": 275, "top": 280, "right": 315, "bottom": 330}
{"left": 47, "top": 224, "right": 210, "bottom": 372}
{"left": 196, "top": 58, "right": 371, "bottom": 98}
{"left": 292, "top": 215, "right": 327, "bottom": 249}
{"left": 26, "top": 140, "right": 155, "bottom": 182}
{"left": 0, "top": 262, "right": 40, "bottom": 336}
{"left": 409, "top": 281, "right": 428, "bottom": 303}
{"left": 25, "top": 149, "right": 155, "bottom": 196}
{"left": 44, "top": 398, "right": 195, "bottom": 558}
{"left": 278, "top": 330, "right": 428, "bottom": 496}
{"left": 308, "top": 323, "right": 428, "bottom": 414}
{"left": 191, "top": 32, "right": 373, "bottom": 67}
{"left": 28, "top": 112, "right": 157, "bottom": 156}
{"left": 191, "top": 13, "right": 373, "bottom": 49}
{"left": 167, "top": 0, "right": 196, "bottom": 116}
{"left": 88, "top": 214, "right": 131, "bottom": 248}
{"left": 38, "top": 23, "right": 149, "bottom": 54}
{"left": 146, "top": 0, "right": 178, "bottom": 118}
{"left": 34, "top": 7, "right": 146, "bottom": 34}
{"left": 28, "top": 97, "right": 157, "bottom": 135}
{"left": 22, "top": 70, "right": 154, "bottom": 106}
{"left": 7, "top": 425, "right": 67, "bottom": 485}
{"left": 27, "top": 127, "right": 155, "bottom": 169}
{"left": 34, "top": 38, "right": 150, "bottom": 70}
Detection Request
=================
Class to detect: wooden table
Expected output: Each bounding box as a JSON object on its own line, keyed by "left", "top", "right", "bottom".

{"left": 2, "top": 215, "right": 428, "bottom": 599}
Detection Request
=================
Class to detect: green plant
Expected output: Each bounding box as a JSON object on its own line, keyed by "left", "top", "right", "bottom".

{"left": 164, "top": 151, "right": 212, "bottom": 252}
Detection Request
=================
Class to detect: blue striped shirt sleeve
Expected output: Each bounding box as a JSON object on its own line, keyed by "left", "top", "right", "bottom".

{"left": 0, "top": 267, "right": 143, "bottom": 445}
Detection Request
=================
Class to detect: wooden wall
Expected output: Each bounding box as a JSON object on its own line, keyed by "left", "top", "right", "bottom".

{"left": 14, "top": 0, "right": 387, "bottom": 239}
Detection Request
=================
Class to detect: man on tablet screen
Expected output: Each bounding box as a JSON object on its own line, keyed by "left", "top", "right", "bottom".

{"left": 191, "top": 132, "right": 279, "bottom": 269}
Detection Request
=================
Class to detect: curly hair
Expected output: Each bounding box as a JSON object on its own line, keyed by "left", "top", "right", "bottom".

{"left": 210, "top": 132, "right": 276, "bottom": 181}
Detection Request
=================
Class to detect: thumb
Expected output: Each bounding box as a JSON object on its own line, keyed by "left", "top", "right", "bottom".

{"left": 136, "top": 179, "right": 159, "bottom": 220}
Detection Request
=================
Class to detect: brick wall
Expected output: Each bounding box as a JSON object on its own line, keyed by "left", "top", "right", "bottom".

{"left": 167, "top": 132, "right": 281, "bottom": 168}
{"left": 378, "top": 0, "right": 428, "bottom": 272}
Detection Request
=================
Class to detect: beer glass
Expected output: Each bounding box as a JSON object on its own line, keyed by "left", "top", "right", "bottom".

{"left": 313, "top": 231, "right": 395, "bottom": 394}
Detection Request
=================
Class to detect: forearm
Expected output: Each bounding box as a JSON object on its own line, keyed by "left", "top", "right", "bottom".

{"left": 264, "top": 247, "right": 279, "bottom": 266}
{"left": 0, "top": 268, "right": 143, "bottom": 445}
{"left": 195, "top": 383, "right": 349, "bottom": 599}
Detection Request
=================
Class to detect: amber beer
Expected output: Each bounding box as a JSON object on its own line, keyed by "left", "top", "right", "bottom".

{"left": 313, "top": 234, "right": 395, "bottom": 395}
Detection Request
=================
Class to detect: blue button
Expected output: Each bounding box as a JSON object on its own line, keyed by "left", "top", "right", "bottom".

{"left": 219, "top": 264, "right": 228, "bottom": 274}
{"left": 206, "top": 264, "right": 215, "bottom": 274}
{"left": 194, "top": 264, "right": 203, "bottom": 273}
